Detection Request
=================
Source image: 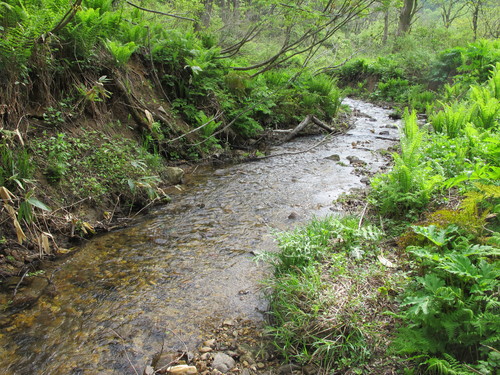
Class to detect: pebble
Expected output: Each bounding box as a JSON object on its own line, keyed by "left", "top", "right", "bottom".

{"left": 203, "top": 339, "right": 216, "bottom": 347}
{"left": 199, "top": 346, "right": 213, "bottom": 353}
{"left": 212, "top": 352, "right": 236, "bottom": 373}
{"left": 166, "top": 364, "right": 198, "bottom": 374}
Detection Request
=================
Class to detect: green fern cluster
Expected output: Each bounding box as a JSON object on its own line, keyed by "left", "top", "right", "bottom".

{"left": 370, "top": 109, "right": 442, "bottom": 217}
{"left": 430, "top": 102, "right": 471, "bottom": 138}
{"left": 0, "top": 0, "right": 69, "bottom": 67}
{"left": 393, "top": 224, "right": 500, "bottom": 374}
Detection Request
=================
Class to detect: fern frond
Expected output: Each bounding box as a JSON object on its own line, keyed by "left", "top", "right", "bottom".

{"left": 425, "top": 354, "right": 477, "bottom": 375}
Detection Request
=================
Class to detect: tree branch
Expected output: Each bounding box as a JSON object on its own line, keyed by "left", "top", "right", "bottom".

{"left": 125, "top": 1, "right": 195, "bottom": 21}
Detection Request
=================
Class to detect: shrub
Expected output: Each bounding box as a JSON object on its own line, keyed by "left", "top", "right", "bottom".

{"left": 393, "top": 224, "right": 500, "bottom": 374}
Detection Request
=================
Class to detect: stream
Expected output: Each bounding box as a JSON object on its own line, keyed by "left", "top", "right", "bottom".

{"left": 0, "top": 99, "right": 400, "bottom": 374}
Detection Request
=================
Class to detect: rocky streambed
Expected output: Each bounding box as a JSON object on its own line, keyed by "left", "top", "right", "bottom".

{"left": 0, "top": 99, "right": 401, "bottom": 374}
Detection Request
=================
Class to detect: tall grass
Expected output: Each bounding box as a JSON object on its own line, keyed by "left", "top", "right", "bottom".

{"left": 257, "top": 217, "right": 400, "bottom": 372}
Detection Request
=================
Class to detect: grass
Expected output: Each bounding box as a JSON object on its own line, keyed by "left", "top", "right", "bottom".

{"left": 257, "top": 216, "right": 407, "bottom": 373}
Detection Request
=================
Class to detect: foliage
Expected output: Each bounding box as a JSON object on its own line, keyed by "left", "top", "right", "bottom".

{"left": 258, "top": 217, "right": 400, "bottom": 372}
{"left": 370, "top": 109, "right": 442, "bottom": 218}
{"left": 33, "top": 129, "right": 163, "bottom": 204}
{"left": 429, "top": 102, "right": 471, "bottom": 137}
{"left": 0, "top": 141, "right": 33, "bottom": 191}
{"left": 392, "top": 223, "right": 499, "bottom": 374}
{"left": 105, "top": 40, "right": 137, "bottom": 66}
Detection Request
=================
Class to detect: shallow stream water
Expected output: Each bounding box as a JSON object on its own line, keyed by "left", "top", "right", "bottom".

{"left": 0, "top": 99, "right": 400, "bottom": 374}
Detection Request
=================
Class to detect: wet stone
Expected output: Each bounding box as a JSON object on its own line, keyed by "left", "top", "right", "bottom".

{"left": 325, "top": 154, "right": 340, "bottom": 161}
{"left": 277, "top": 364, "right": 301, "bottom": 374}
{"left": 360, "top": 177, "right": 370, "bottom": 185}
{"left": 165, "top": 167, "right": 185, "bottom": 185}
{"left": 347, "top": 155, "right": 366, "bottom": 165}
{"left": 203, "top": 339, "right": 216, "bottom": 347}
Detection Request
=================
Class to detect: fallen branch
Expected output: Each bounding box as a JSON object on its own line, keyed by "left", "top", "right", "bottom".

{"left": 282, "top": 115, "right": 313, "bottom": 143}
{"left": 251, "top": 130, "right": 341, "bottom": 162}
{"left": 281, "top": 115, "right": 335, "bottom": 143}
{"left": 311, "top": 116, "right": 335, "bottom": 133}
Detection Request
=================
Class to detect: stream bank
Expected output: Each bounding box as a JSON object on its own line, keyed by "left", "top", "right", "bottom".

{"left": 0, "top": 99, "right": 401, "bottom": 374}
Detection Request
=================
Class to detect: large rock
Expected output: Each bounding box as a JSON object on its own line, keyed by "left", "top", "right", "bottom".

{"left": 212, "top": 352, "right": 235, "bottom": 373}
{"left": 165, "top": 167, "right": 184, "bottom": 185}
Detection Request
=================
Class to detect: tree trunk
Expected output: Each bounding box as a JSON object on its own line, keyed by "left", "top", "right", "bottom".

{"left": 202, "top": 0, "right": 214, "bottom": 28}
{"left": 383, "top": 10, "right": 389, "bottom": 44}
{"left": 397, "top": 0, "right": 416, "bottom": 35}
{"left": 471, "top": 3, "right": 479, "bottom": 41}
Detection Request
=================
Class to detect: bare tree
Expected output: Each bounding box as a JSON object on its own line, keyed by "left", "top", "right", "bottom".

{"left": 432, "top": 0, "right": 467, "bottom": 28}
{"left": 223, "top": 0, "right": 376, "bottom": 76}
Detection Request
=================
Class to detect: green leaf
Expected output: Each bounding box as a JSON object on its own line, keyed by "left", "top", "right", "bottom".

{"left": 419, "top": 274, "right": 445, "bottom": 293}
{"left": 403, "top": 295, "right": 431, "bottom": 315}
{"left": 26, "top": 197, "right": 51, "bottom": 211}
{"left": 412, "top": 225, "right": 458, "bottom": 247}
{"left": 439, "top": 254, "right": 478, "bottom": 279}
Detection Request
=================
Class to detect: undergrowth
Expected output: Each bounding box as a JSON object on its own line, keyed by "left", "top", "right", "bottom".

{"left": 32, "top": 129, "right": 165, "bottom": 206}
{"left": 257, "top": 217, "right": 405, "bottom": 373}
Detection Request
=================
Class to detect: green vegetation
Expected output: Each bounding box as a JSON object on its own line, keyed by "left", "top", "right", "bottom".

{"left": 0, "top": 0, "right": 499, "bottom": 373}
{"left": 258, "top": 10, "right": 499, "bottom": 374}
{"left": 263, "top": 62, "right": 499, "bottom": 372}
{"left": 33, "top": 130, "right": 164, "bottom": 204}
{"left": 257, "top": 217, "right": 404, "bottom": 372}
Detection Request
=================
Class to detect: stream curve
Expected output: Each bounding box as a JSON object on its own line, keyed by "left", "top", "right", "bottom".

{"left": 0, "top": 99, "right": 400, "bottom": 374}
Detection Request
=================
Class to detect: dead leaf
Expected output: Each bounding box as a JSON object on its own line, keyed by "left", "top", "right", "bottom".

{"left": 144, "top": 109, "right": 154, "bottom": 129}
{"left": 4, "top": 202, "right": 16, "bottom": 217}
{"left": 39, "top": 233, "right": 51, "bottom": 254}
{"left": 81, "top": 221, "right": 95, "bottom": 234}
{"left": 15, "top": 128, "right": 24, "bottom": 146}
{"left": 13, "top": 218, "right": 26, "bottom": 244}
{"left": 0, "top": 186, "right": 15, "bottom": 203}
{"left": 378, "top": 254, "right": 396, "bottom": 268}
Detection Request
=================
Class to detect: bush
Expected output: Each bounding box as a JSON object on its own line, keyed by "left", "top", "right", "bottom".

{"left": 393, "top": 224, "right": 500, "bottom": 374}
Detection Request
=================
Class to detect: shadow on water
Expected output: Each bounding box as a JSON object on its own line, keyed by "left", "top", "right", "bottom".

{"left": 0, "top": 99, "right": 400, "bottom": 374}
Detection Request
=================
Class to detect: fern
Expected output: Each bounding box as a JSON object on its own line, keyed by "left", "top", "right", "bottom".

{"left": 425, "top": 354, "right": 477, "bottom": 375}
{"left": 0, "top": 0, "right": 69, "bottom": 66}
{"left": 469, "top": 86, "right": 500, "bottom": 130}
{"left": 395, "top": 222, "right": 499, "bottom": 372}
{"left": 488, "top": 62, "right": 500, "bottom": 100}
{"left": 430, "top": 102, "right": 472, "bottom": 138}
{"left": 105, "top": 39, "right": 137, "bottom": 66}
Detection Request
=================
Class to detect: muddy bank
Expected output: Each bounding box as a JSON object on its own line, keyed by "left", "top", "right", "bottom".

{"left": 0, "top": 99, "right": 400, "bottom": 374}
